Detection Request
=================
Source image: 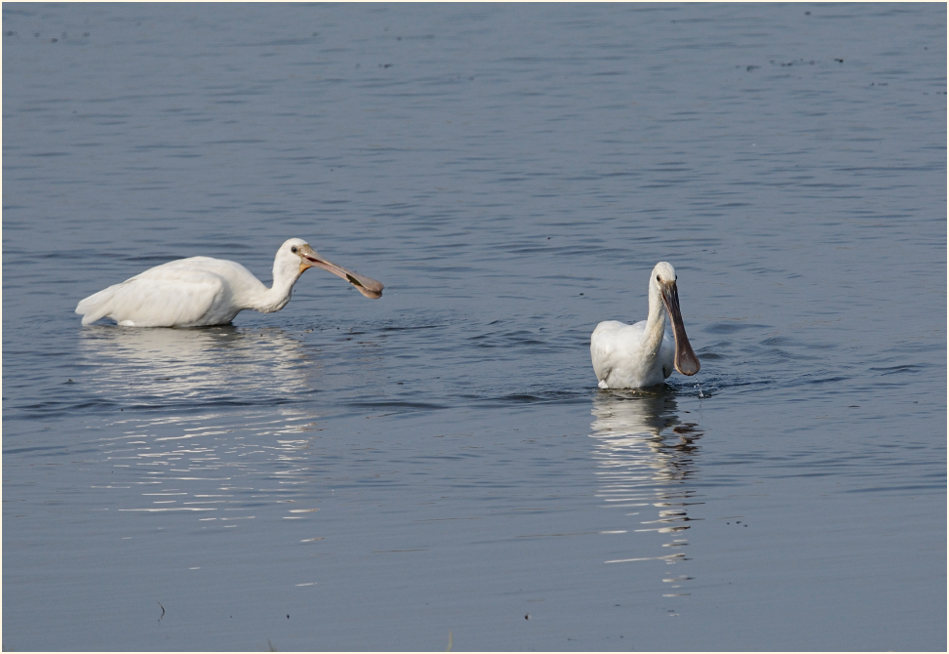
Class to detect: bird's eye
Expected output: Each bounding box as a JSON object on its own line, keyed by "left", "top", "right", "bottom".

{"left": 656, "top": 275, "right": 661, "bottom": 282}
{"left": 291, "top": 246, "right": 298, "bottom": 254}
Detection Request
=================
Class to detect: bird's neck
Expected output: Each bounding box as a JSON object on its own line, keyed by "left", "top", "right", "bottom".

{"left": 642, "top": 285, "right": 667, "bottom": 356}
{"left": 252, "top": 268, "right": 301, "bottom": 314}
{"left": 259, "top": 286, "right": 293, "bottom": 313}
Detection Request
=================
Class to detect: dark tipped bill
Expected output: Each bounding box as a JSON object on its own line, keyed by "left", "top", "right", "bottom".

{"left": 302, "top": 249, "right": 384, "bottom": 299}
{"left": 660, "top": 282, "right": 700, "bottom": 376}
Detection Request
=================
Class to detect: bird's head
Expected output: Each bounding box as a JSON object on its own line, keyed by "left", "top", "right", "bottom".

{"left": 650, "top": 261, "right": 700, "bottom": 376}
{"left": 279, "top": 238, "right": 384, "bottom": 299}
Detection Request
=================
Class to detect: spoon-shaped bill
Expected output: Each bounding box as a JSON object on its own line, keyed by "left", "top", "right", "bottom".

{"left": 303, "top": 251, "right": 384, "bottom": 299}
{"left": 661, "top": 282, "right": 700, "bottom": 376}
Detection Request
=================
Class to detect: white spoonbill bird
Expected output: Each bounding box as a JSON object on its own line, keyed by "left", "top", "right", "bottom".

{"left": 590, "top": 261, "right": 700, "bottom": 389}
{"left": 76, "top": 237, "right": 383, "bottom": 327}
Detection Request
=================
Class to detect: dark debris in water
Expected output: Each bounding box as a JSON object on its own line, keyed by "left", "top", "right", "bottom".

{"left": 738, "top": 57, "right": 847, "bottom": 72}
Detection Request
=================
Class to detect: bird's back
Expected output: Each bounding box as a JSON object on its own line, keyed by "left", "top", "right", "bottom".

{"left": 76, "top": 256, "right": 262, "bottom": 327}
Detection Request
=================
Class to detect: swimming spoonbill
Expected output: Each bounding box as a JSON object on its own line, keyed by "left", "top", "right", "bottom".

{"left": 76, "top": 237, "right": 383, "bottom": 327}
{"left": 590, "top": 261, "right": 700, "bottom": 389}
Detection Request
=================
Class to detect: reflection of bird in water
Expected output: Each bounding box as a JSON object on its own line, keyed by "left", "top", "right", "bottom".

{"left": 589, "top": 390, "right": 702, "bottom": 602}
{"left": 76, "top": 238, "right": 383, "bottom": 327}
{"left": 78, "top": 325, "right": 315, "bottom": 401}
{"left": 590, "top": 390, "right": 701, "bottom": 485}
{"left": 591, "top": 262, "right": 700, "bottom": 389}
{"left": 78, "top": 326, "right": 325, "bottom": 528}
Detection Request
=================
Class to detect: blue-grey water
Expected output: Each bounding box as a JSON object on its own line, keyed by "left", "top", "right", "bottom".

{"left": 3, "top": 3, "right": 946, "bottom": 651}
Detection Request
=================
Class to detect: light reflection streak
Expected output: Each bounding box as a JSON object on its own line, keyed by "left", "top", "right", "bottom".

{"left": 77, "top": 326, "right": 330, "bottom": 529}
{"left": 589, "top": 390, "right": 703, "bottom": 611}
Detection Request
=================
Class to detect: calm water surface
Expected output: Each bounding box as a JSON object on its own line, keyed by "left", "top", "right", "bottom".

{"left": 3, "top": 3, "right": 946, "bottom": 651}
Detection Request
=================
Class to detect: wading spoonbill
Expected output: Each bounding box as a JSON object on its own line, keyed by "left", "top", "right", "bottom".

{"left": 76, "top": 238, "right": 383, "bottom": 327}
{"left": 591, "top": 261, "right": 700, "bottom": 389}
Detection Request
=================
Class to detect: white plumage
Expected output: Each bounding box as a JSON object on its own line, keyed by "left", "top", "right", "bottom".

{"left": 76, "top": 238, "right": 383, "bottom": 328}
{"left": 591, "top": 261, "right": 700, "bottom": 389}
